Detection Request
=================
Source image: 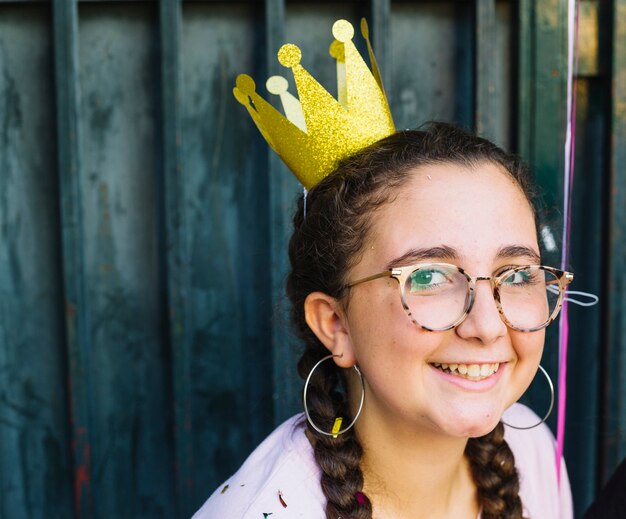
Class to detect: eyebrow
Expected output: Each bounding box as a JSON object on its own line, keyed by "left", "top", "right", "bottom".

{"left": 385, "top": 244, "right": 541, "bottom": 270}
{"left": 384, "top": 246, "right": 458, "bottom": 270}
{"left": 495, "top": 245, "right": 541, "bottom": 264}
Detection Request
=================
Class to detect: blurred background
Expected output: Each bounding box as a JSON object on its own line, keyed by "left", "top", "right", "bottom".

{"left": 0, "top": 0, "right": 623, "bottom": 517}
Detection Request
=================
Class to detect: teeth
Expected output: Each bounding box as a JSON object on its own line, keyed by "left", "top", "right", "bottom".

{"left": 431, "top": 362, "right": 501, "bottom": 380}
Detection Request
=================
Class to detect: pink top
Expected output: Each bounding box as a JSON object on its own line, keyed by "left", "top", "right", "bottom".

{"left": 193, "top": 403, "right": 573, "bottom": 518}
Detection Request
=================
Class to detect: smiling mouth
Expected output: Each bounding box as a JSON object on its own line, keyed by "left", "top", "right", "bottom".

{"left": 430, "top": 362, "right": 501, "bottom": 381}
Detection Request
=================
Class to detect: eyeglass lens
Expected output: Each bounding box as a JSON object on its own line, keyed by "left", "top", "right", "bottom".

{"left": 403, "top": 265, "right": 560, "bottom": 331}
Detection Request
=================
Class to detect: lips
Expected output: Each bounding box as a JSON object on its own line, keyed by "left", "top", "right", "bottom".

{"left": 430, "top": 362, "right": 500, "bottom": 381}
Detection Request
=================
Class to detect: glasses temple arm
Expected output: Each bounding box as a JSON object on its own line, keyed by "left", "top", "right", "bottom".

{"left": 347, "top": 270, "right": 394, "bottom": 288}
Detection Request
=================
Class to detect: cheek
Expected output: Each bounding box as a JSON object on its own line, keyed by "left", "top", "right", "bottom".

{"left": 348, "top": 283, "right": 404, "bottom": 333}
{"left": 350, "top": 293, "right": 423, "bottom": 353}
{"left": 349, "top": 302, "right": 442, "bottom": 384}
{"left": 513, "top": 329, "right": 545, "bottom": 361}
{"left": 508, "top": 329, "right": 545, "bottom": 402}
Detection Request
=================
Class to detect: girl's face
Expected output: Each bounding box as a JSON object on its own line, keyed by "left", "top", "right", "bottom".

{"left": 342, "top": 161, "right": 544, "bottom": 438}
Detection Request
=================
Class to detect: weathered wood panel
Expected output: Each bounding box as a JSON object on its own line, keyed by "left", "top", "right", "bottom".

{"left": 604, "top": 0, "right": 626, "bottom": 484}
{"left": 76, "top": 4, "right": 176, "bottom": 517}
{"left": 180, "top": 3, "right": 275, "bottom": 514}
{"left": 0, "top": 5, "right": 73, "bottom": 518}
{"left": 390, "top": 2, "right": 472, "bottom": 129}
{"left": 158, "top": 0, "right": 189, "bottom": 515}
{"left": 562, "top": 76, "right": 604, "bottom": 514}
{"left": 52, "top": 0, "right": 94, "bottom": 516}
{"left": 476, "top": 0, "right": 497, "bottom": 140}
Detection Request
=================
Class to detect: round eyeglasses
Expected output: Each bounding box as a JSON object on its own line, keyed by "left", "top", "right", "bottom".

{"left": 346, "top": 263, "right": 574, "bottom": 332}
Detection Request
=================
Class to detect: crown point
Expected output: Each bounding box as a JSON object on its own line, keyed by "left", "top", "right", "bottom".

{"left": 332, "top": 19, "right": 354, "bottom": 43}
{"left": 329, "top": 40, "right": 345, "bottom": 61}
{"left": 266, "top": 75, "right": 289, "bottom": 95}
{"left": 236, "top": 74, "right": 256, "bottom": 95}
{"left": 232, "top": 87, "right": 248, "bottom": 105}
{"left": 278, "top": 44, "right": 301, "bottom": 68}
{"left": 360, "top": 18, "right": 369, "bottom": 39}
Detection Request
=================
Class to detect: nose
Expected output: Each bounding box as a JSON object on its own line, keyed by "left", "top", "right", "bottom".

{"left": 455, "top": 279, "right": 507, "bottom": 344}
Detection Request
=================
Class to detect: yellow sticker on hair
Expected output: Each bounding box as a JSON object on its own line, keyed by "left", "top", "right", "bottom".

{"left": 332, "top": 417, "right": 343, "bottom": 438}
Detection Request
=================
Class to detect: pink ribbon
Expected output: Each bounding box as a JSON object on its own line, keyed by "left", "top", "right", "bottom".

{"left": 556, "top": 0, "right": 580, "bottom": 483}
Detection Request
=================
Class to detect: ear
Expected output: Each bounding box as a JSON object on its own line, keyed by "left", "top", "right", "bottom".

{"left": 304, "top": 291, "right": 357, "bottom": 368}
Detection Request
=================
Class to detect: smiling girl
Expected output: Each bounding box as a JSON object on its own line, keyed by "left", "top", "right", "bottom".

{"left": 194, "top": 123, "right": 573, "bottom": 519}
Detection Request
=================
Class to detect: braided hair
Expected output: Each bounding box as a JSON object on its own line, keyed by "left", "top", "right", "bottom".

{"left": 287, "top": 122, "right": 533, "bottom": 518}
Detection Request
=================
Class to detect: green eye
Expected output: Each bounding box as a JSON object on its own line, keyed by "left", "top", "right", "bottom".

{"left": 408, "top": 269, "right": 447, "bottom": 293}
{"left": 412, "top": 270, "right": 433, "bottom": 285}
{"left": 503, "top": 270, "right": 532, "bottom": 285}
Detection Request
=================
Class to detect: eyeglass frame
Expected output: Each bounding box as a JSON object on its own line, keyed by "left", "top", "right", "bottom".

{"left": 346, "top": 263, "right": 574, "bottom": 333}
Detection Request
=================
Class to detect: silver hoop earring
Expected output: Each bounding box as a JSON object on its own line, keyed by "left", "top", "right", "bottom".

{"left": 502, "top": 364, "right": 555, "bottom": 430}
{"left": 303, "top": 354, "right": 365, "bottom": 437}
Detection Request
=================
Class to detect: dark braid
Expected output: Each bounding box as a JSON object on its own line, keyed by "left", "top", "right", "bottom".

{"left": 287, "top": 122, "right": 537, "bottom": 519}
{"left": 298, "top": 344, "right": 373, "bottom": 518}
{"left": 466, "top": 424, "right": 525, "bottom": 518}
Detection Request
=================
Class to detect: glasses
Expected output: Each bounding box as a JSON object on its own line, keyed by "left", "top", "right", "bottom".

{"left": 347, "top": 263, "right": 574, "bottom": 332}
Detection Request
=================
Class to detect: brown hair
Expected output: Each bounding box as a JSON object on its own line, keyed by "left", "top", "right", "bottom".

{"left": 287, "top": 122, "right": 533, "bottom": 518}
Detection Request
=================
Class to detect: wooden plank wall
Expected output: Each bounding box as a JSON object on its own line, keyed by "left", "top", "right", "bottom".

{"left": 605, "top": 0, "right": 626, "bottom": 483}
{"left": 0, "top": 1, "right": 623, "bottom": 518}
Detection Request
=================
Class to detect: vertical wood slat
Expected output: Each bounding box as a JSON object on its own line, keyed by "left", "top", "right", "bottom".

{"left": 565, "top": 83, "right": 603, "bottom": 513}
{"left": 0, "top": 10, "right": 74, "bottom": 518}
{"left": 52, "top": 0, "right": 94, "bottom": 516}
{"left": 265, "top": 0, "right": 302, "bottom": 426}
{"left": 528, "top": 0, "right": 568, "bottom": 208}
{"left": 516, "top": 0, "right": 533, "bottom": 159}
{"left": 158, "top": 0, "right": 190, "bottom": 515}
{"left": 475, "top": 0, "right": 497, "bottom": 140}
{"left": 369, "top": 0, "right": 391, "bottom": 93}
{"left": 604, "top": 0, "right": 626, "bottom": 482}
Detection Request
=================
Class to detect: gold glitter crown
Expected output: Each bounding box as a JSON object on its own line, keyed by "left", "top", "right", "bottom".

{"left": 233, "top": 18, "right": 395, "bottom": 189}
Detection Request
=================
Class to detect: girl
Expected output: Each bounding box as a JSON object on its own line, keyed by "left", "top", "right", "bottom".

{"left": 194, "top": 123, "right": 573, "bottom": 518}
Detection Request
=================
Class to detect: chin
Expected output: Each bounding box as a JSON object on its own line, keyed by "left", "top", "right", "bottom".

{"left": 436, "top": 408, "right": 503, "bottom": 438}
{"left": 465, "top": 420, "right": 501, "bottom": 438}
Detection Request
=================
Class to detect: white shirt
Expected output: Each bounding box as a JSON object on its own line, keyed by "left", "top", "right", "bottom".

{"left": 193, "top": 403, "right": 573, "bottom": 518}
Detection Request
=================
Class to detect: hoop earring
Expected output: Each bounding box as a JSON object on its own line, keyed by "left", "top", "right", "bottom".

{"left": 502, "top": 364, "right": 555, "bottom": 430}
{"left": 303, "top": 354, "right": 365, "bottom": 437}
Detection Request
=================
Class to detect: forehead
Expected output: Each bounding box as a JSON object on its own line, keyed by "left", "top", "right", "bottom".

{"left": 363, "top": 161, "right": 538, "bottom": 269}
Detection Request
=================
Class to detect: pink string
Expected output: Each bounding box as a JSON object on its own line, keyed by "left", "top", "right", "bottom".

{"left": 555, "top": 0, "right": 580, "bottom": 483}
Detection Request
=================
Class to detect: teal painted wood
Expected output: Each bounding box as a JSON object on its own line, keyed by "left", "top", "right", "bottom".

{"left": 158, "top": 0, "right": 192, "bottom": 515}
{"left": 389, "top": 2, "right": 473, "bottom": 130}
{"left": 566, "top": 79, "right": 604, "bottom": 515}
{"left": 0, "top": 6, "right": 74, "bottom": 519}
{"left": 475, "top": 0, "right": 497, "bottom": 141}
{"left": 493, "top": 2, "right": 513, "bottom": 150}
{"left": 52, "top": 0, "right": 95, "bottom": 516}
{"left": 179, "top": 3, "right": 275, "bottom": 512}
{"left": 77, "top": 4, "right": 176, "bottom": 517}
{"left": 527, "top": 0, "right": 568, "bottom": 211}
{"left": 267, "top": 0, "right": 301, "bottom": 426}
{"left": 370, "top": 0, "right": 391, "bottom": 91}
{"left": 517, "top": 0, "right": 533, "bottom": 160}
{"left": 604, "top": 0, "right": 626, "bottom": 483}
